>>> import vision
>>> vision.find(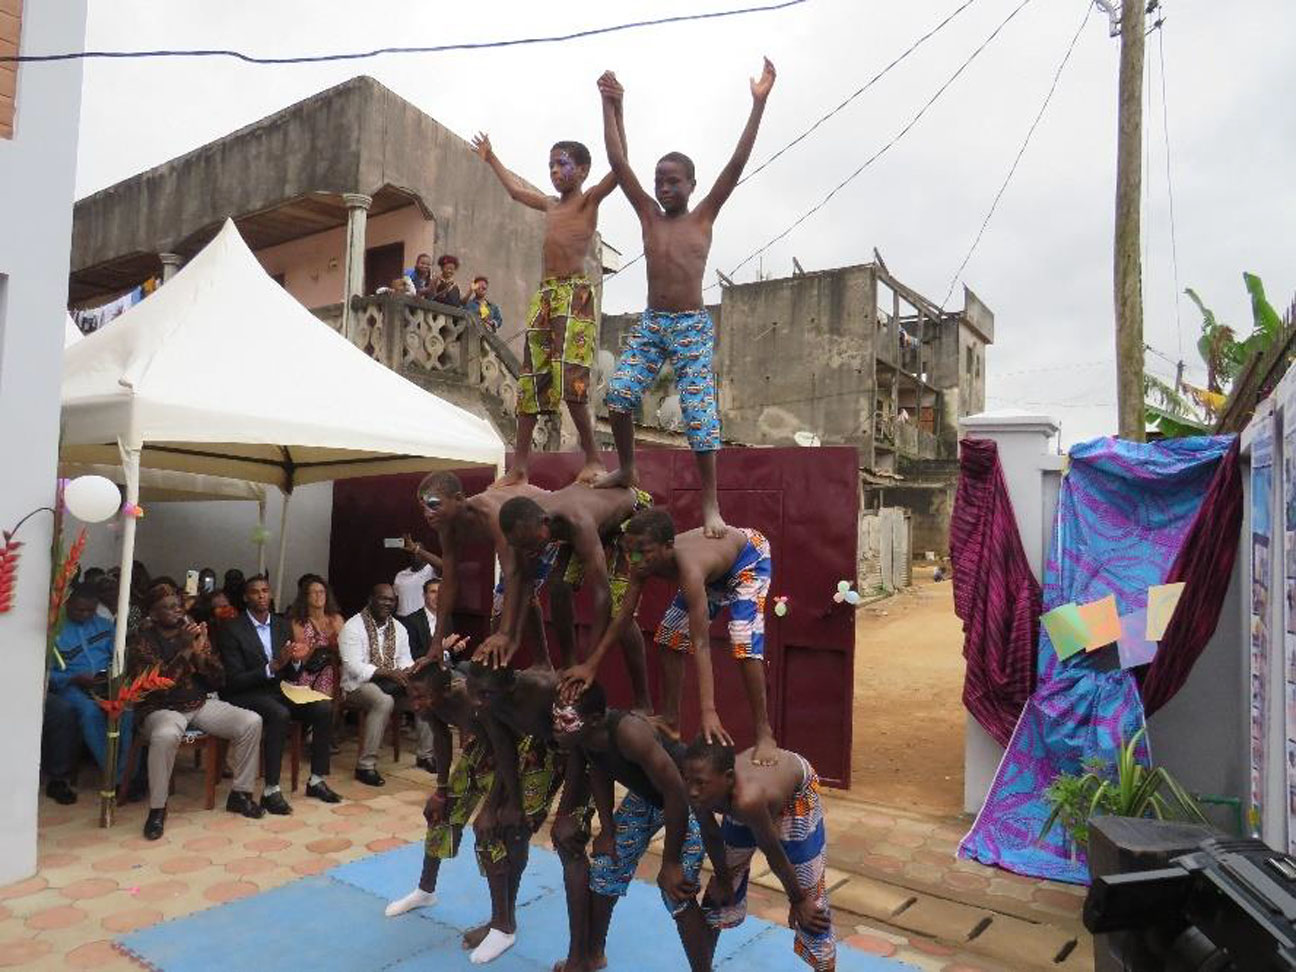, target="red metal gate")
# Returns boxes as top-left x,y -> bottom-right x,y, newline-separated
330,446 -> 858,786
